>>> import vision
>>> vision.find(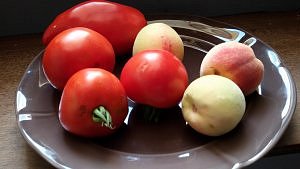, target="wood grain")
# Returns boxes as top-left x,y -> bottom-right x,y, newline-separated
0,11 -> 299,168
